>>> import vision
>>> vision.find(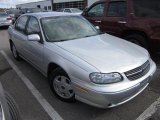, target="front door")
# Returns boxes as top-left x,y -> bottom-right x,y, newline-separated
83,2 -> 106,31
103,1 -> 128,36
25,16 -> 44,71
